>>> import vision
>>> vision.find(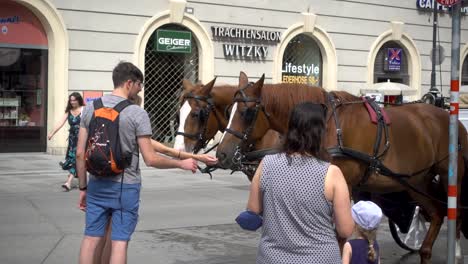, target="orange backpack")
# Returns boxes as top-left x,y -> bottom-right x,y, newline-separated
85,98 -> 133,177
